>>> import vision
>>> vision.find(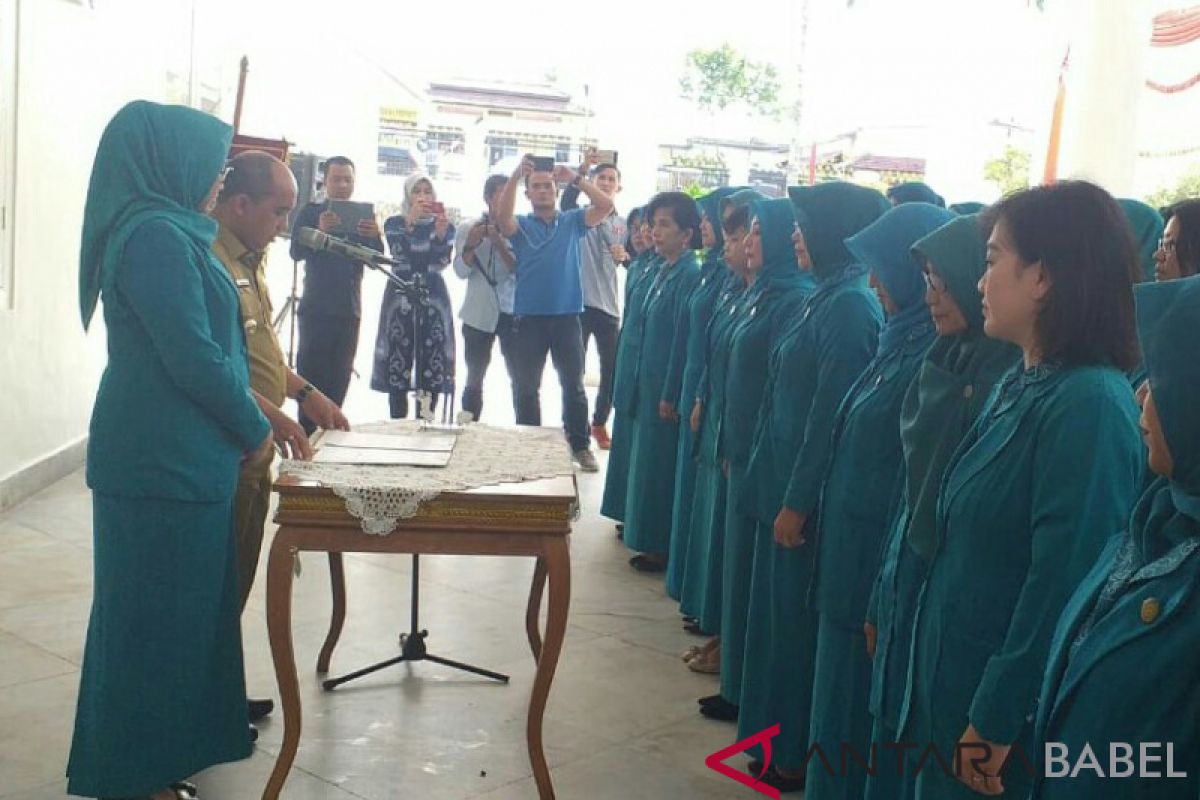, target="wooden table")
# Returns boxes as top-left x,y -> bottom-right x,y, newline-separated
262,471 -> 576,800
